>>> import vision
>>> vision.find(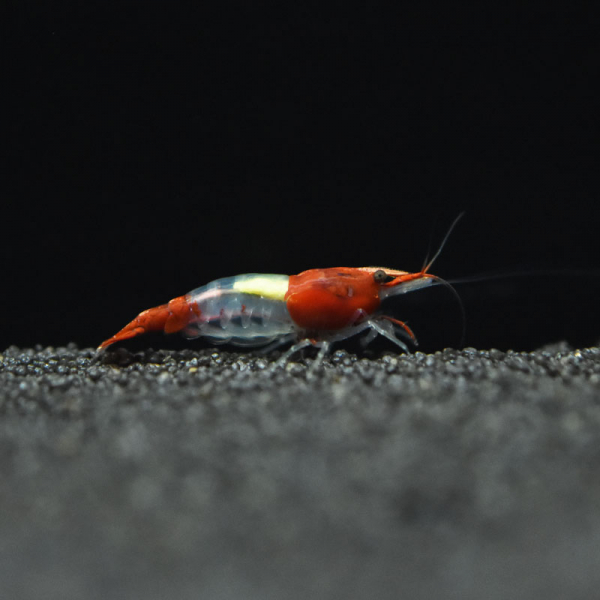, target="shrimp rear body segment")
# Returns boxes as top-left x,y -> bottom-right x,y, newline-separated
183,274 -> 296,346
